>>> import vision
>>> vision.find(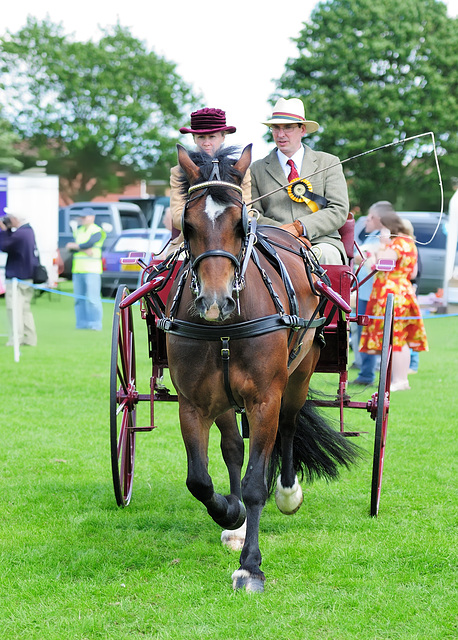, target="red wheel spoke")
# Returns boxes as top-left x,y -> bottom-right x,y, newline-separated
116,397 -> 128,417
117,408 -> 129,459
117,363 -> 129,396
